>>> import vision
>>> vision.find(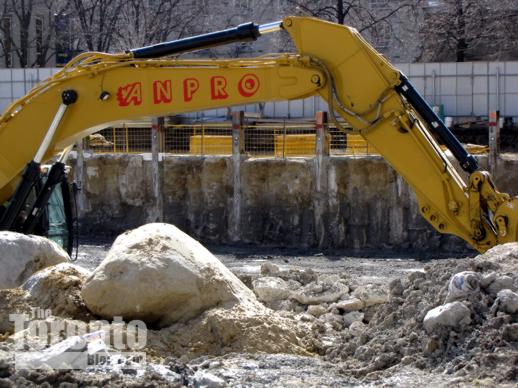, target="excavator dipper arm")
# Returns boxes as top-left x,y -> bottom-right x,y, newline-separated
283,16 -> 518,251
